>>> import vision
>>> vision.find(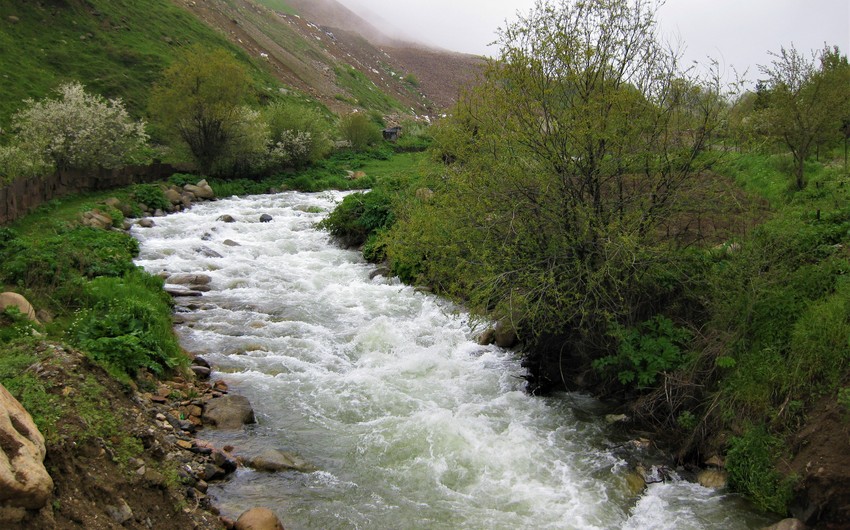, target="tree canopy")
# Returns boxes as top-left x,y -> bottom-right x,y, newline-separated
149,47 -> 252,175
376,0 -> 732,395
